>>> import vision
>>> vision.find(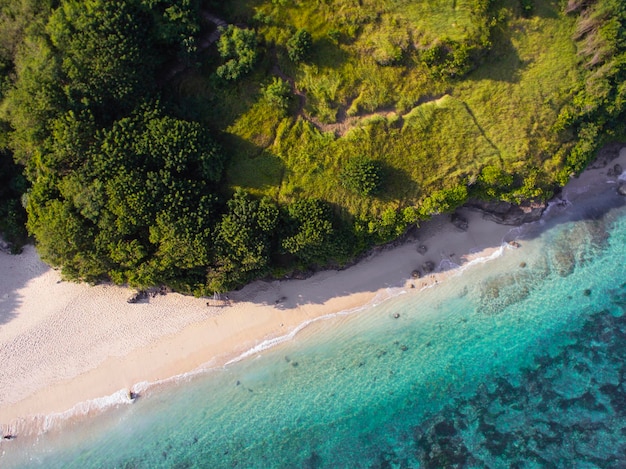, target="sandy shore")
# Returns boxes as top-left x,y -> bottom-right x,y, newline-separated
1,148 -> 625,435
